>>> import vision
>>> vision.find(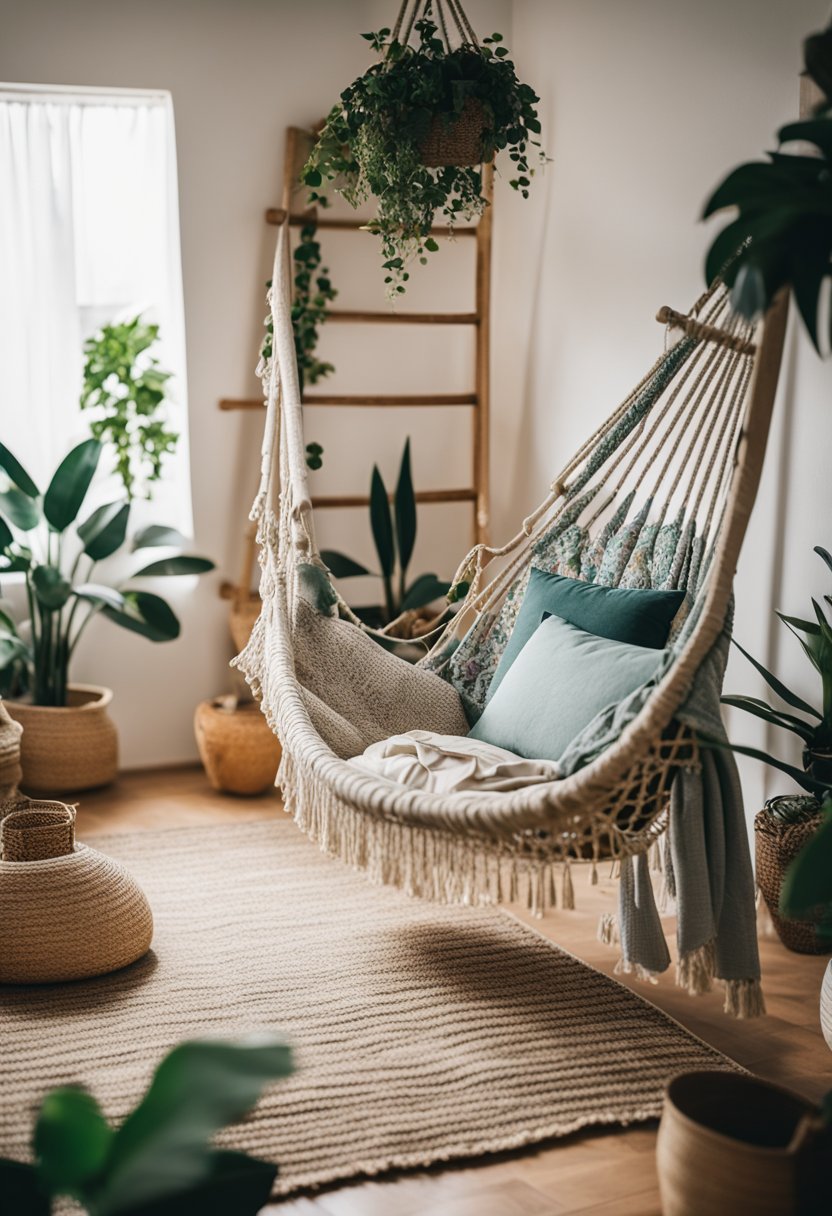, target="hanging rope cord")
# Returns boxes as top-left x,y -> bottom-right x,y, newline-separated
391,0 -> 479,51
